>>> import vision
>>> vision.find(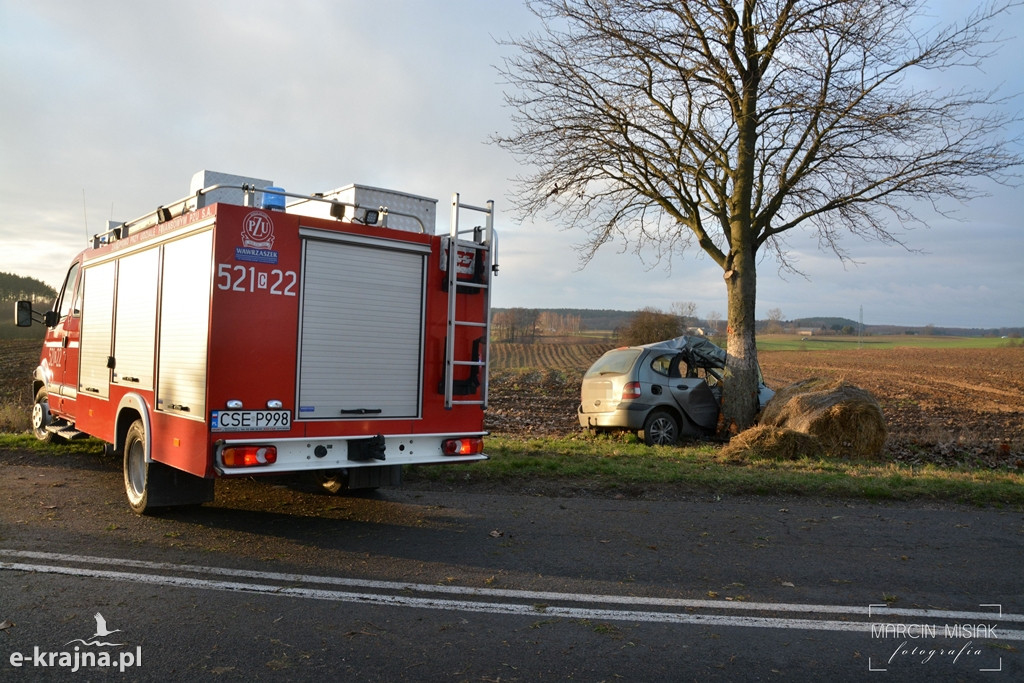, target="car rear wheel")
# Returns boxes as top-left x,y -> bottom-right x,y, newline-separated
640,409 -> 679,446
